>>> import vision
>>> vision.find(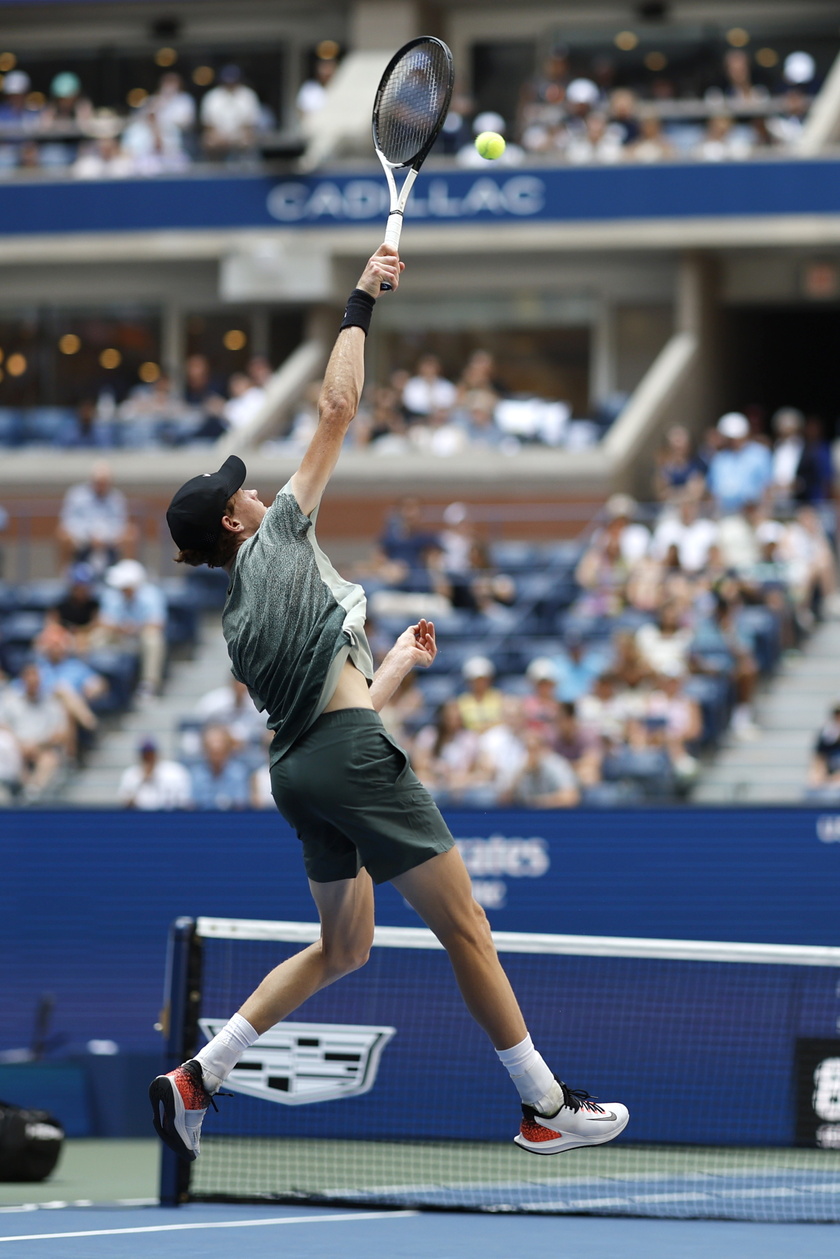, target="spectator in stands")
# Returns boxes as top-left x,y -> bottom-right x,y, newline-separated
182,353 -> 227,442
518,44 -> 570,134
412,698 -> 480,804
807,701 -> 840,796
119,736 -> 193,810
95,559 -> 167,698
473,694 -> 528,803
768,88 -> 810,149
33,621 -> 106,747
41,72 -> 93,166
402,354 -> 457,419
121,96 -> 190,174
635,601 -> 693,679
193,674 -> 265,748
224,371 -> 267,432
793,415 -> 833,506
522,658 -> 561,737
649,496 -> 718,574
646,672 -> 703,779
550,634 -> 610,703
372,496 -> 441,588
119,371 -> 189,446
72,132 -> 135,179
694,114 -> 752,162
457,655 -> 504,733
566,112 -> 623,165
0,721 -> 23,803
0,71 -> 41,169
653,425 -> 707,501
607,89 -> 640,148
552,700 -> 603,786
47,562 -> 101,648
692,588 -> 760,740
200,64 -> 262,161
706,412 -> 773,515
296,56 -> 338,123
188,724 -> 251,810
780,505 -> 840,621
631,114 -> 675,163
508,728 -> 580,808
770,407 -> 805,508
153,72 -> 197,153
57,460 -> 136,573
720,49 -> 769,105
377,671 -> 425,747
0,661 -> 70,799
